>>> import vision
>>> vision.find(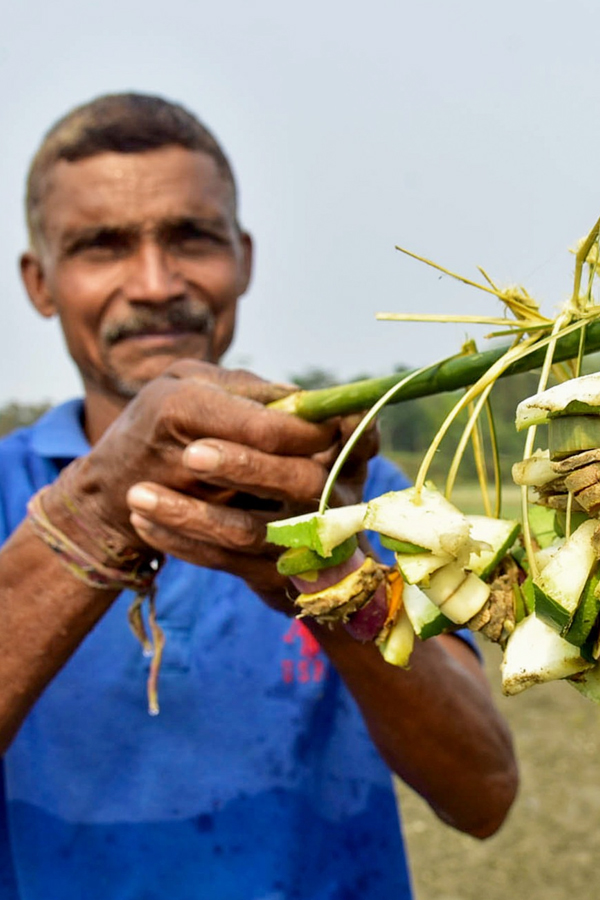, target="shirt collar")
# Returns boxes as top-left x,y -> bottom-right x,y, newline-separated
29,398 -> 91,460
